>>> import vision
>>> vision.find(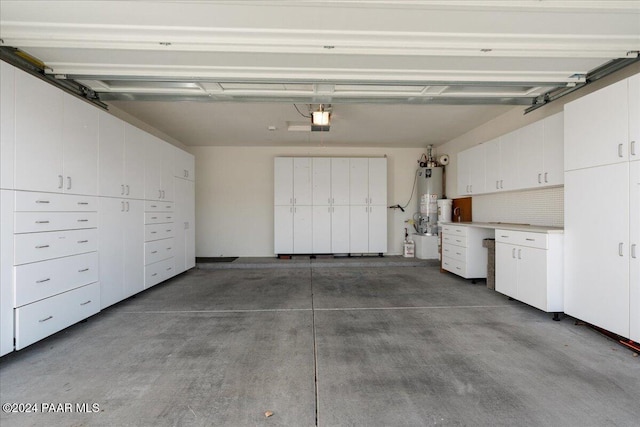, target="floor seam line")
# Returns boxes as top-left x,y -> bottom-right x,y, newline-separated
314,305 -> 511,311
117,308 -> 313,314
311,265 -> 319,427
